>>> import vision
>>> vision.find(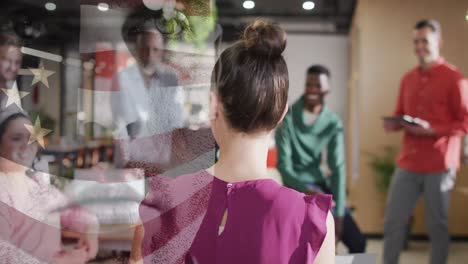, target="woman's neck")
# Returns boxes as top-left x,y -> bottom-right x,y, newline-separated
211,131 -> 270,183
